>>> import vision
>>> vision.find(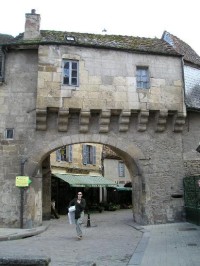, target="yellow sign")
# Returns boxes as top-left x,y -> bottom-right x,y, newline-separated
16,176 -> 31,187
